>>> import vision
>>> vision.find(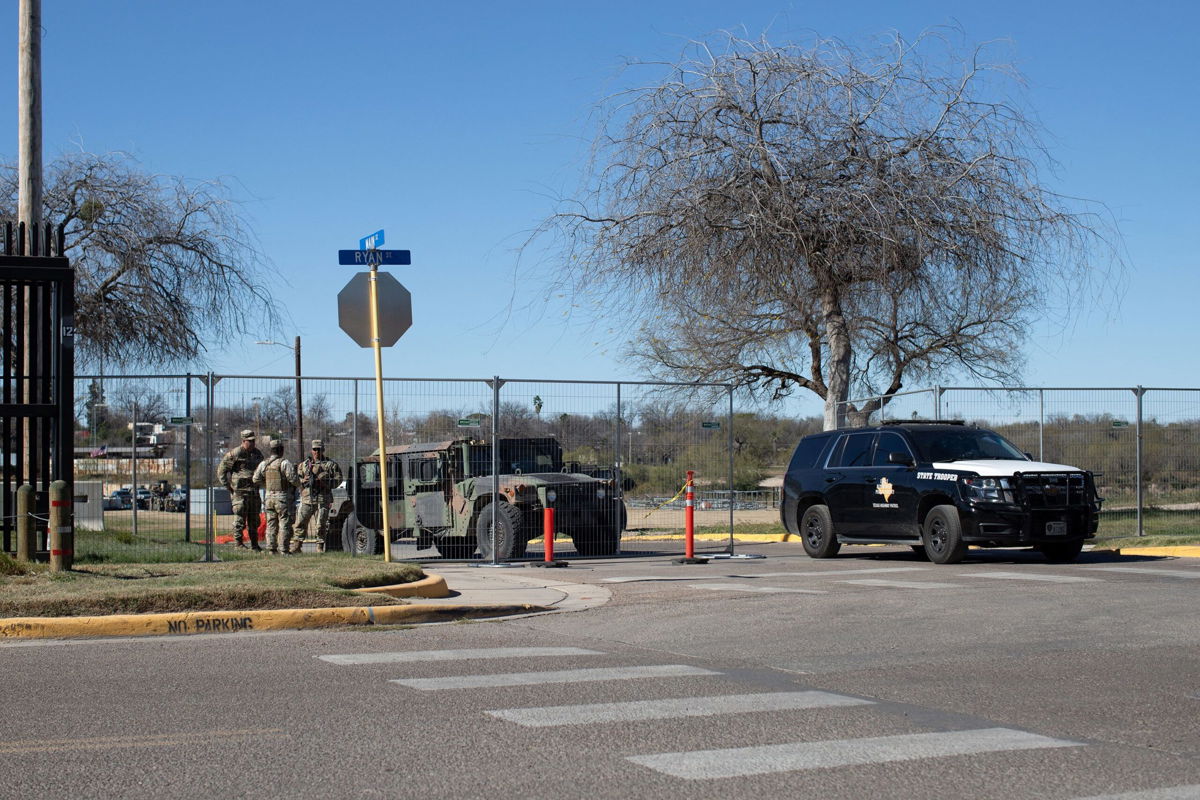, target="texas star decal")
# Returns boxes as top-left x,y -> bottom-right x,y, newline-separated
876,477 -> 894,502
